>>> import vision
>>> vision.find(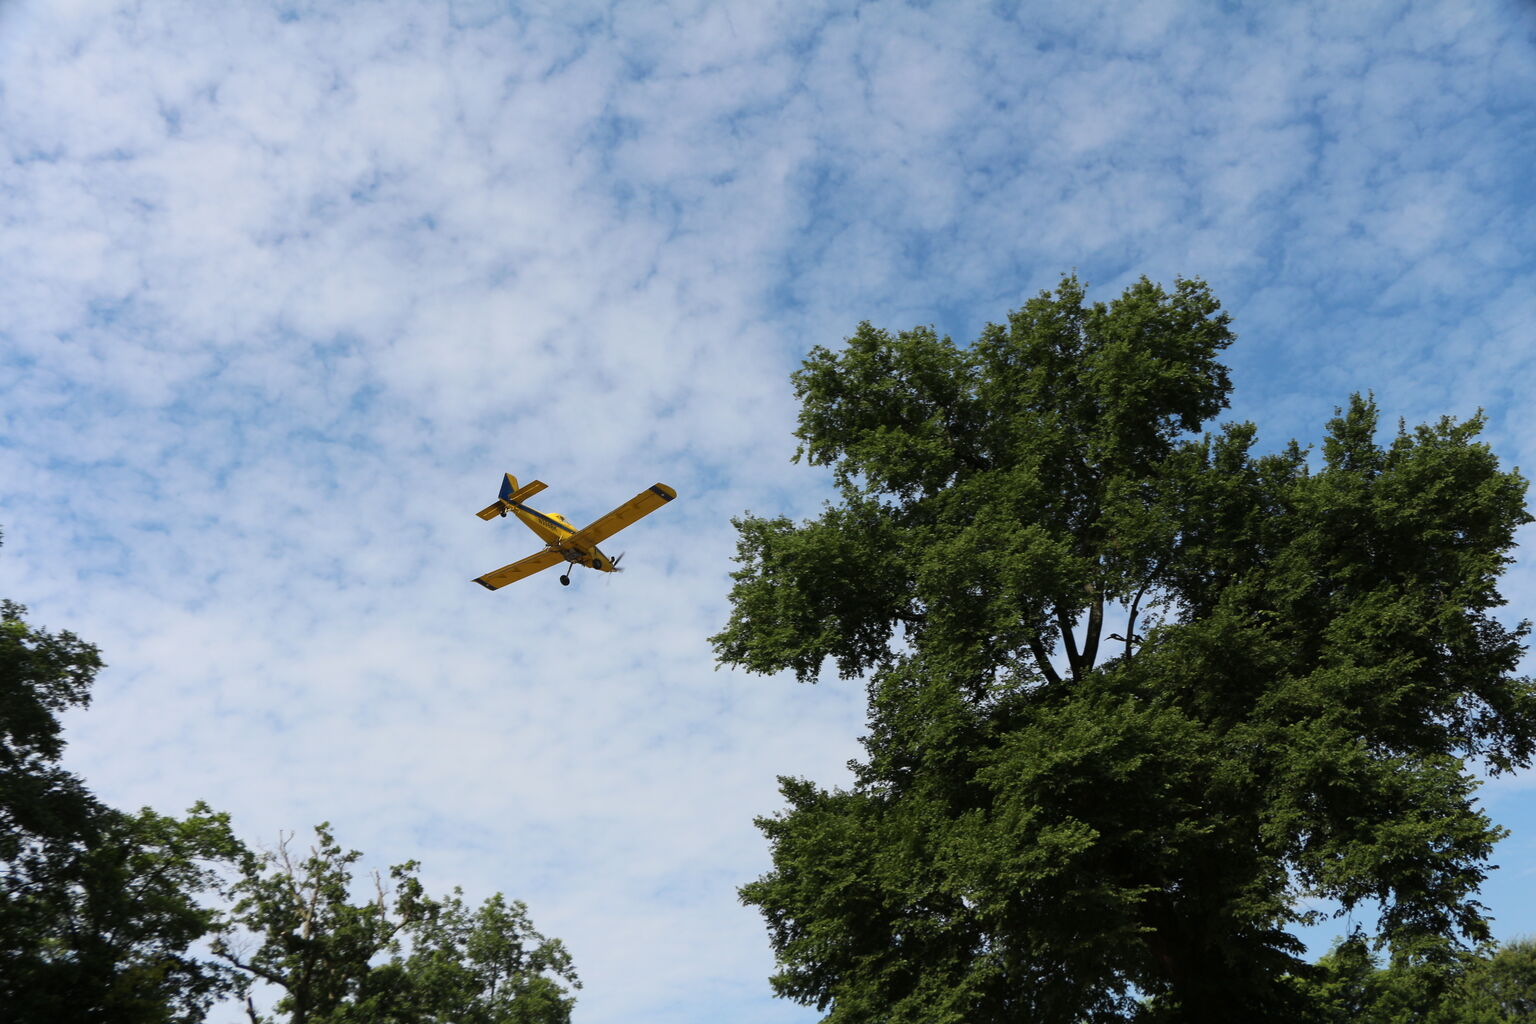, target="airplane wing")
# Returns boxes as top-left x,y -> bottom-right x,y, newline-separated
568,483 -> 677,549
472,549 -> 564,590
